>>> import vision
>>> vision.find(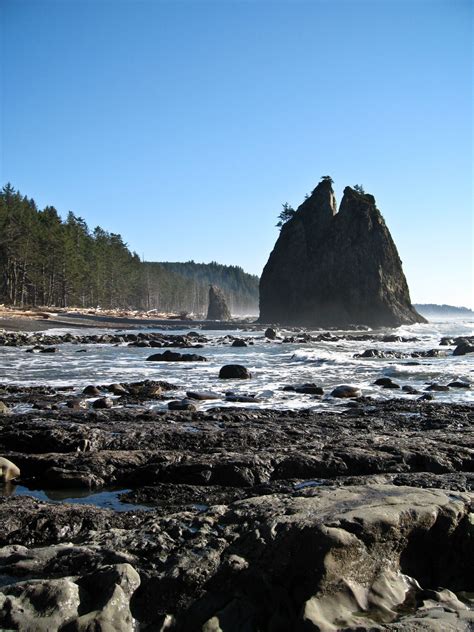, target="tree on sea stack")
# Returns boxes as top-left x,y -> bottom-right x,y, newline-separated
259,176 -> 427,328
206,285 -> 231,321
